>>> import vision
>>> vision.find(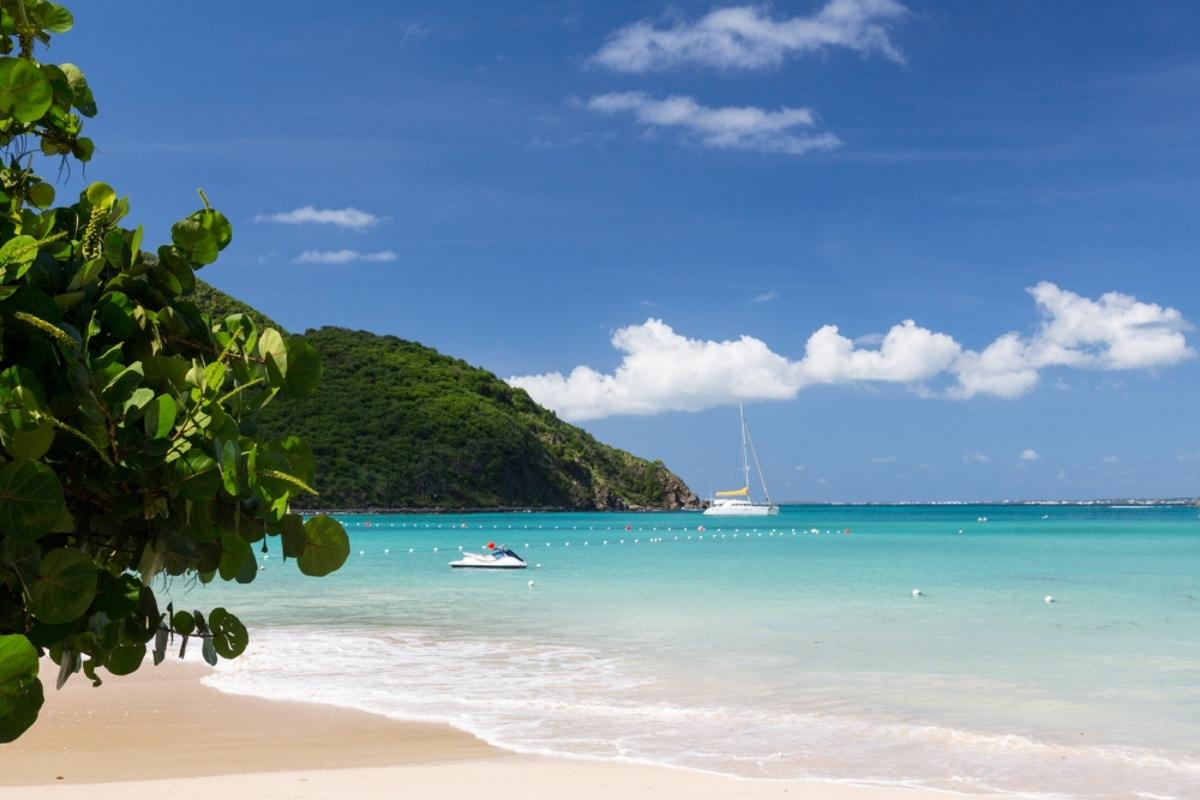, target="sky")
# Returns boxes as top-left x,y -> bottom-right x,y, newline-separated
46,1 -> 1200,501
